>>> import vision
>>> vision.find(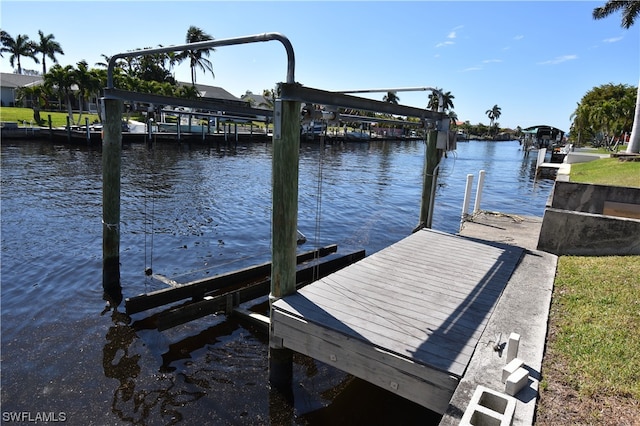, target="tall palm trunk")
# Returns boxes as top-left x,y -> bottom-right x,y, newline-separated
65,92 -> 74,125
626,78 -> 640,153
